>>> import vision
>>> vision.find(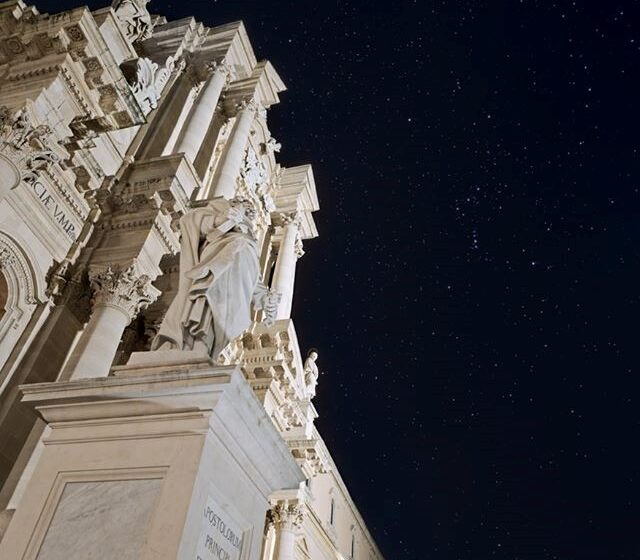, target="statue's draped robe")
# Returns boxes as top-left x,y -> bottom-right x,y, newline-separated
152,199 -> 261,358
